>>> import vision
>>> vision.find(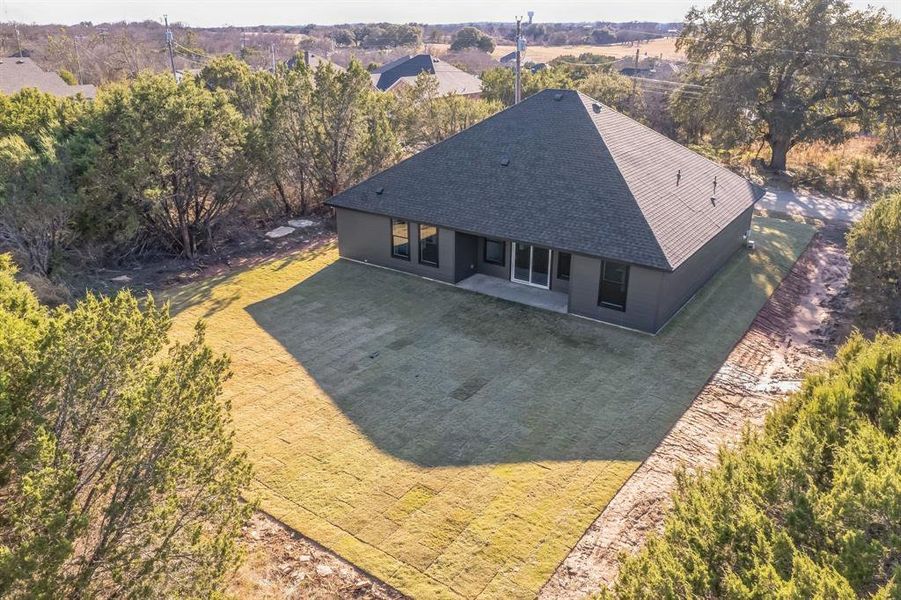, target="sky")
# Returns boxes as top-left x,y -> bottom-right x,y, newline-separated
2,0 -> 898,27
